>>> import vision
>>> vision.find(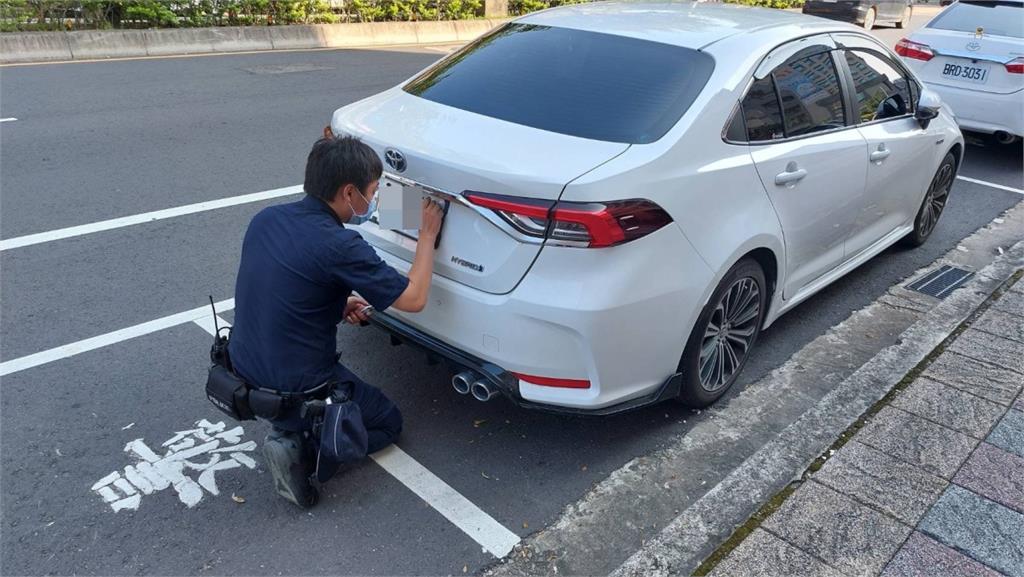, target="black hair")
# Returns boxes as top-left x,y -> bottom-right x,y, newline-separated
303,136 -> 384,202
